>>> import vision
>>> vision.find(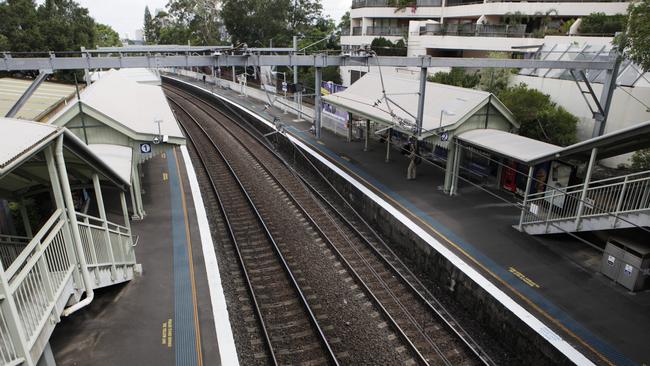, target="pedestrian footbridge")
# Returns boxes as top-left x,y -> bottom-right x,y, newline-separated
0,118 -> 139,365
